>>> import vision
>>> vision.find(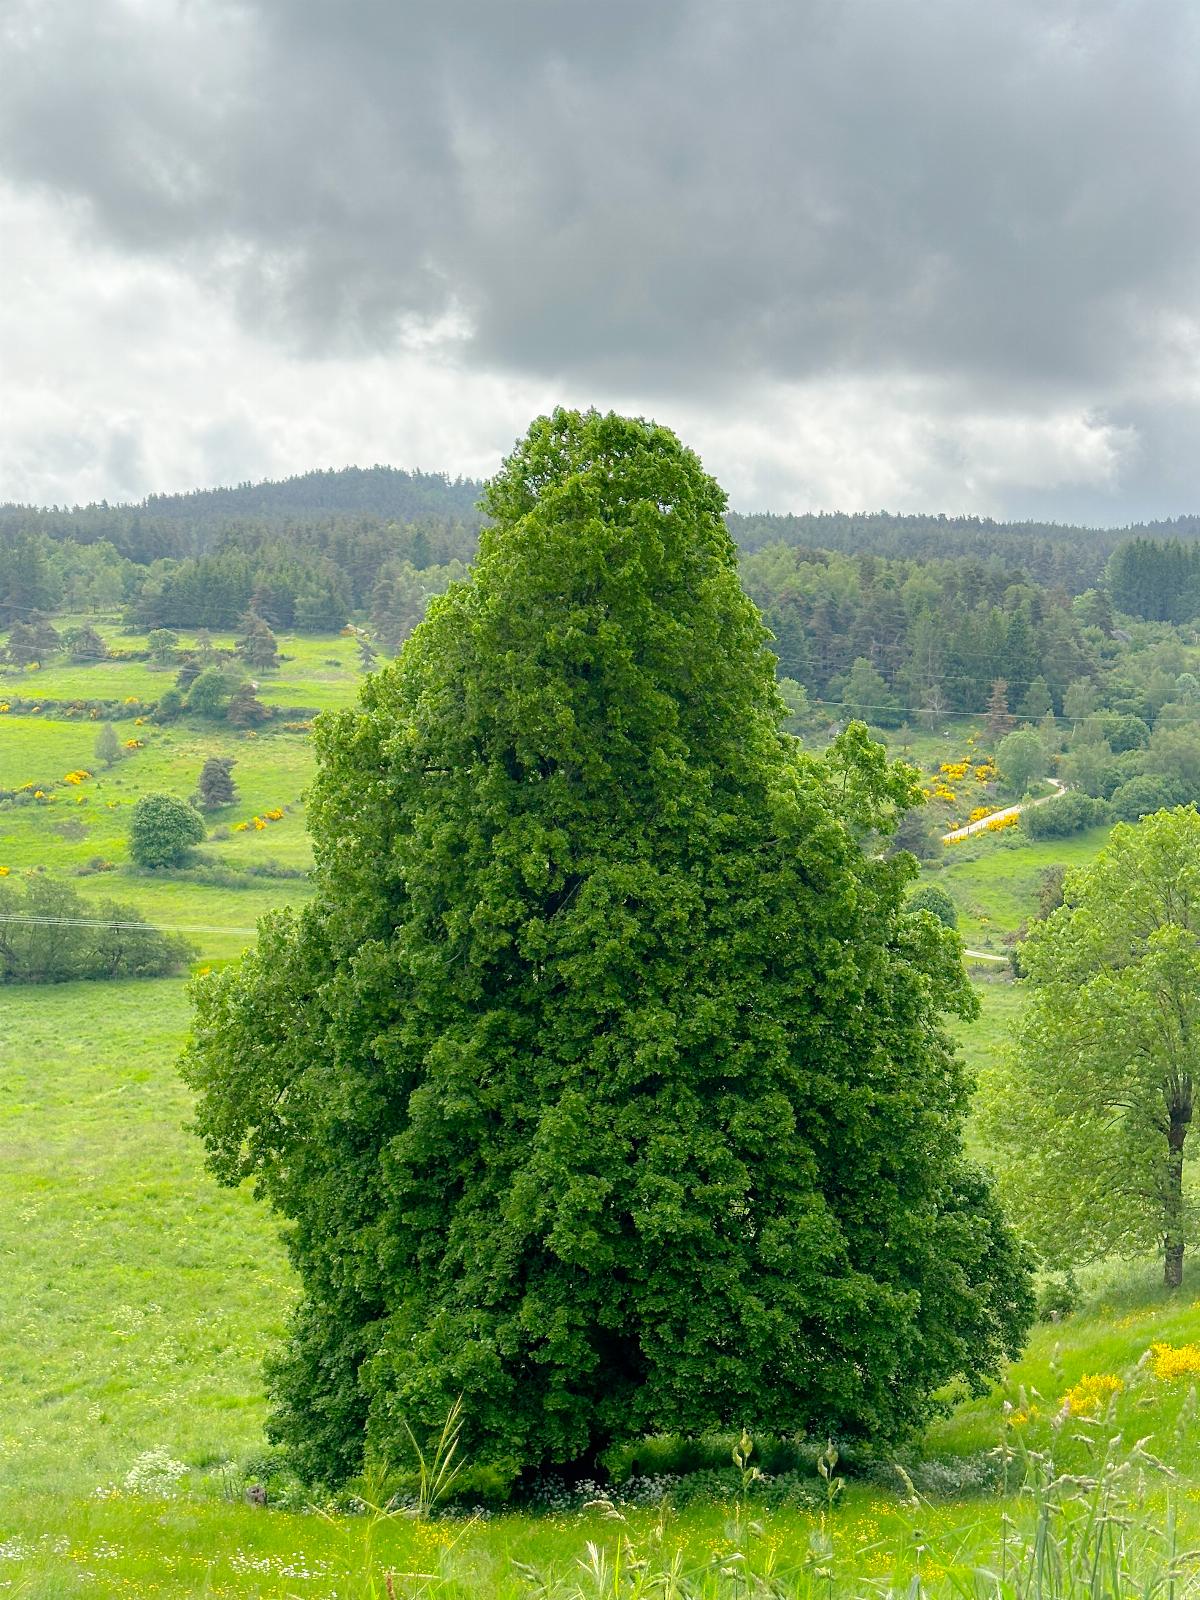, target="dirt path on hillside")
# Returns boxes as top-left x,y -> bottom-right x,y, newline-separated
941,777 -> 1066,844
